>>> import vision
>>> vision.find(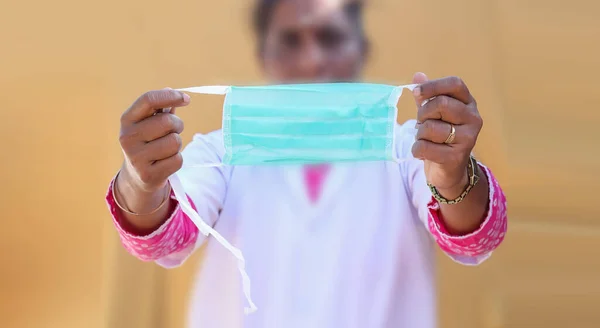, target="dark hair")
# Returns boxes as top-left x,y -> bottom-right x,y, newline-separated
252,0 -> 367,51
